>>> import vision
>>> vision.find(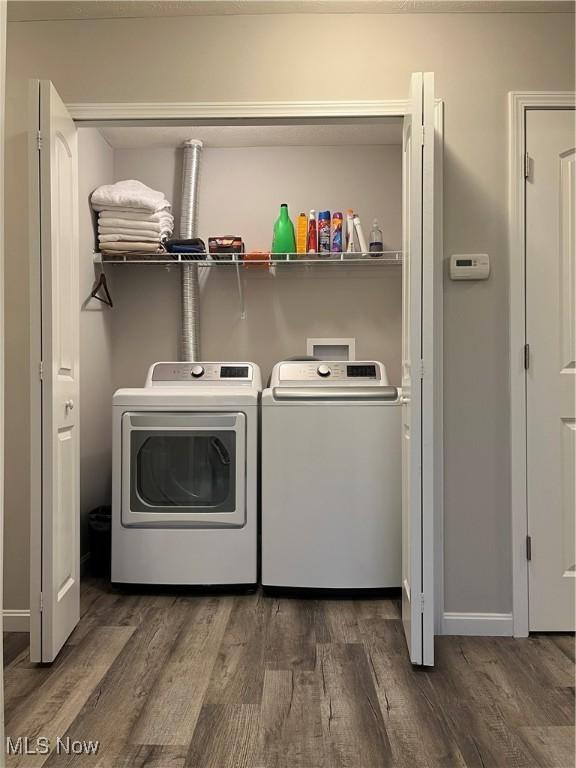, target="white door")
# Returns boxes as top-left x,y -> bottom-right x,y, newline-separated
29,80 -> 80,662
401,72 -> 436,666
526,108 -> 576,632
